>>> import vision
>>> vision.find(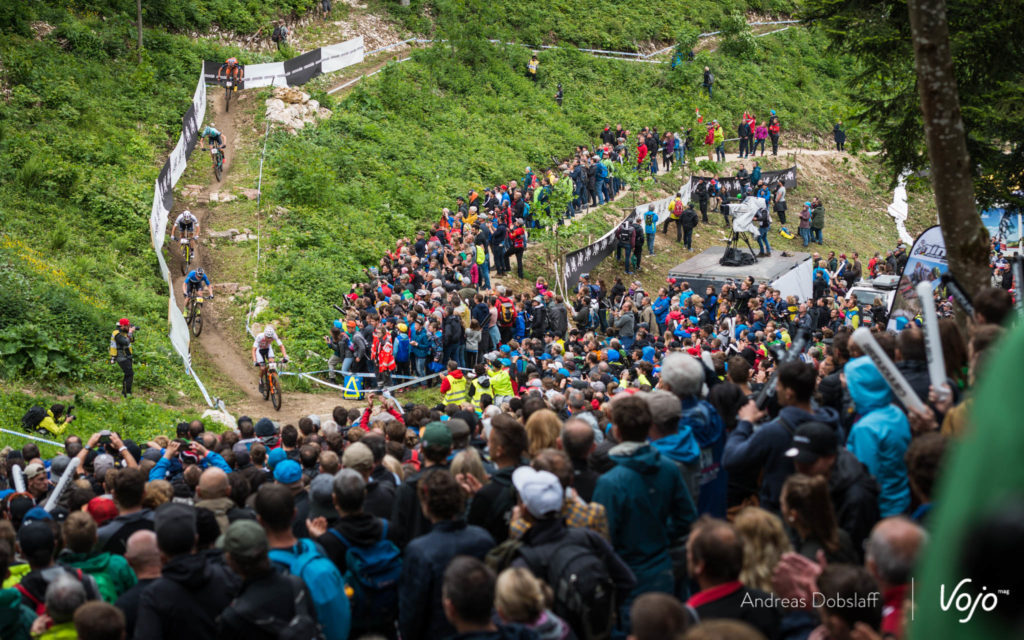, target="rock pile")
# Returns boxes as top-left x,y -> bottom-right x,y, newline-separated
265,87 -> 332,133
